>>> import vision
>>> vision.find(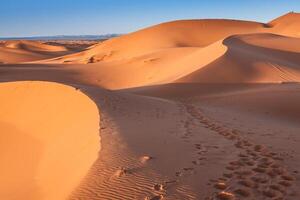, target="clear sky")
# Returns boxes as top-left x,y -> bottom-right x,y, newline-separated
0,0 -> 299,37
